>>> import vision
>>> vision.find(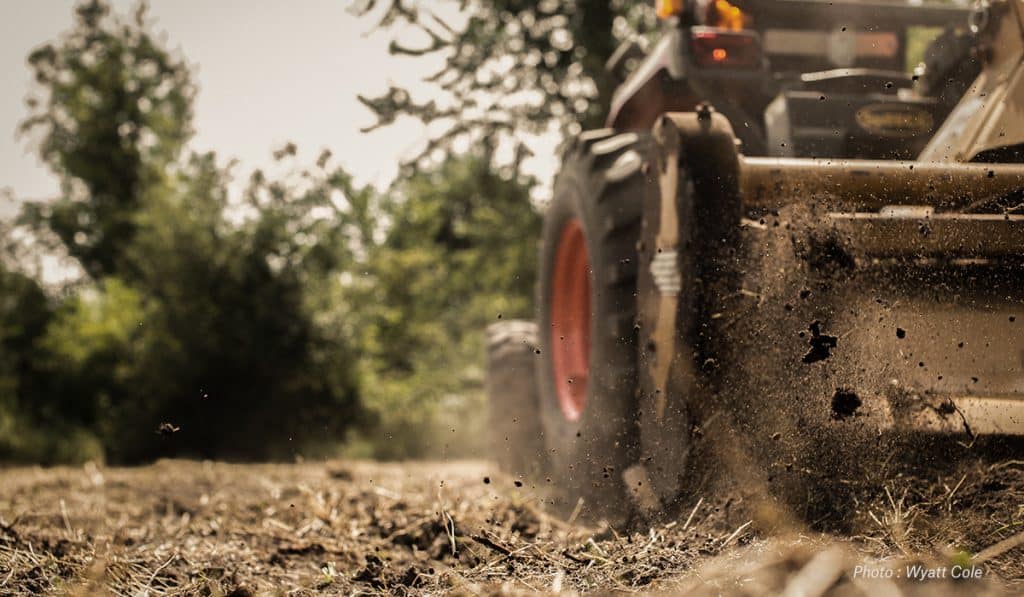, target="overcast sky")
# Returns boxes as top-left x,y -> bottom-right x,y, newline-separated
1,1 -> 553,219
